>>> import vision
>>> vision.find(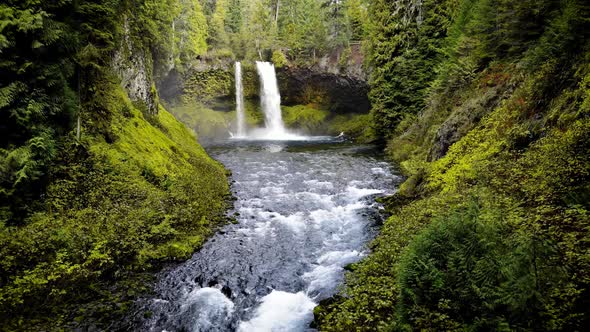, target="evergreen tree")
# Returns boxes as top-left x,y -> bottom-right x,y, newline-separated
225,0 -> 242,33
367,0 -> 455,140
174,0 -> 208,70
209,0 -> 229,47
278,0 -> 327,61
0,0 -> 79,223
